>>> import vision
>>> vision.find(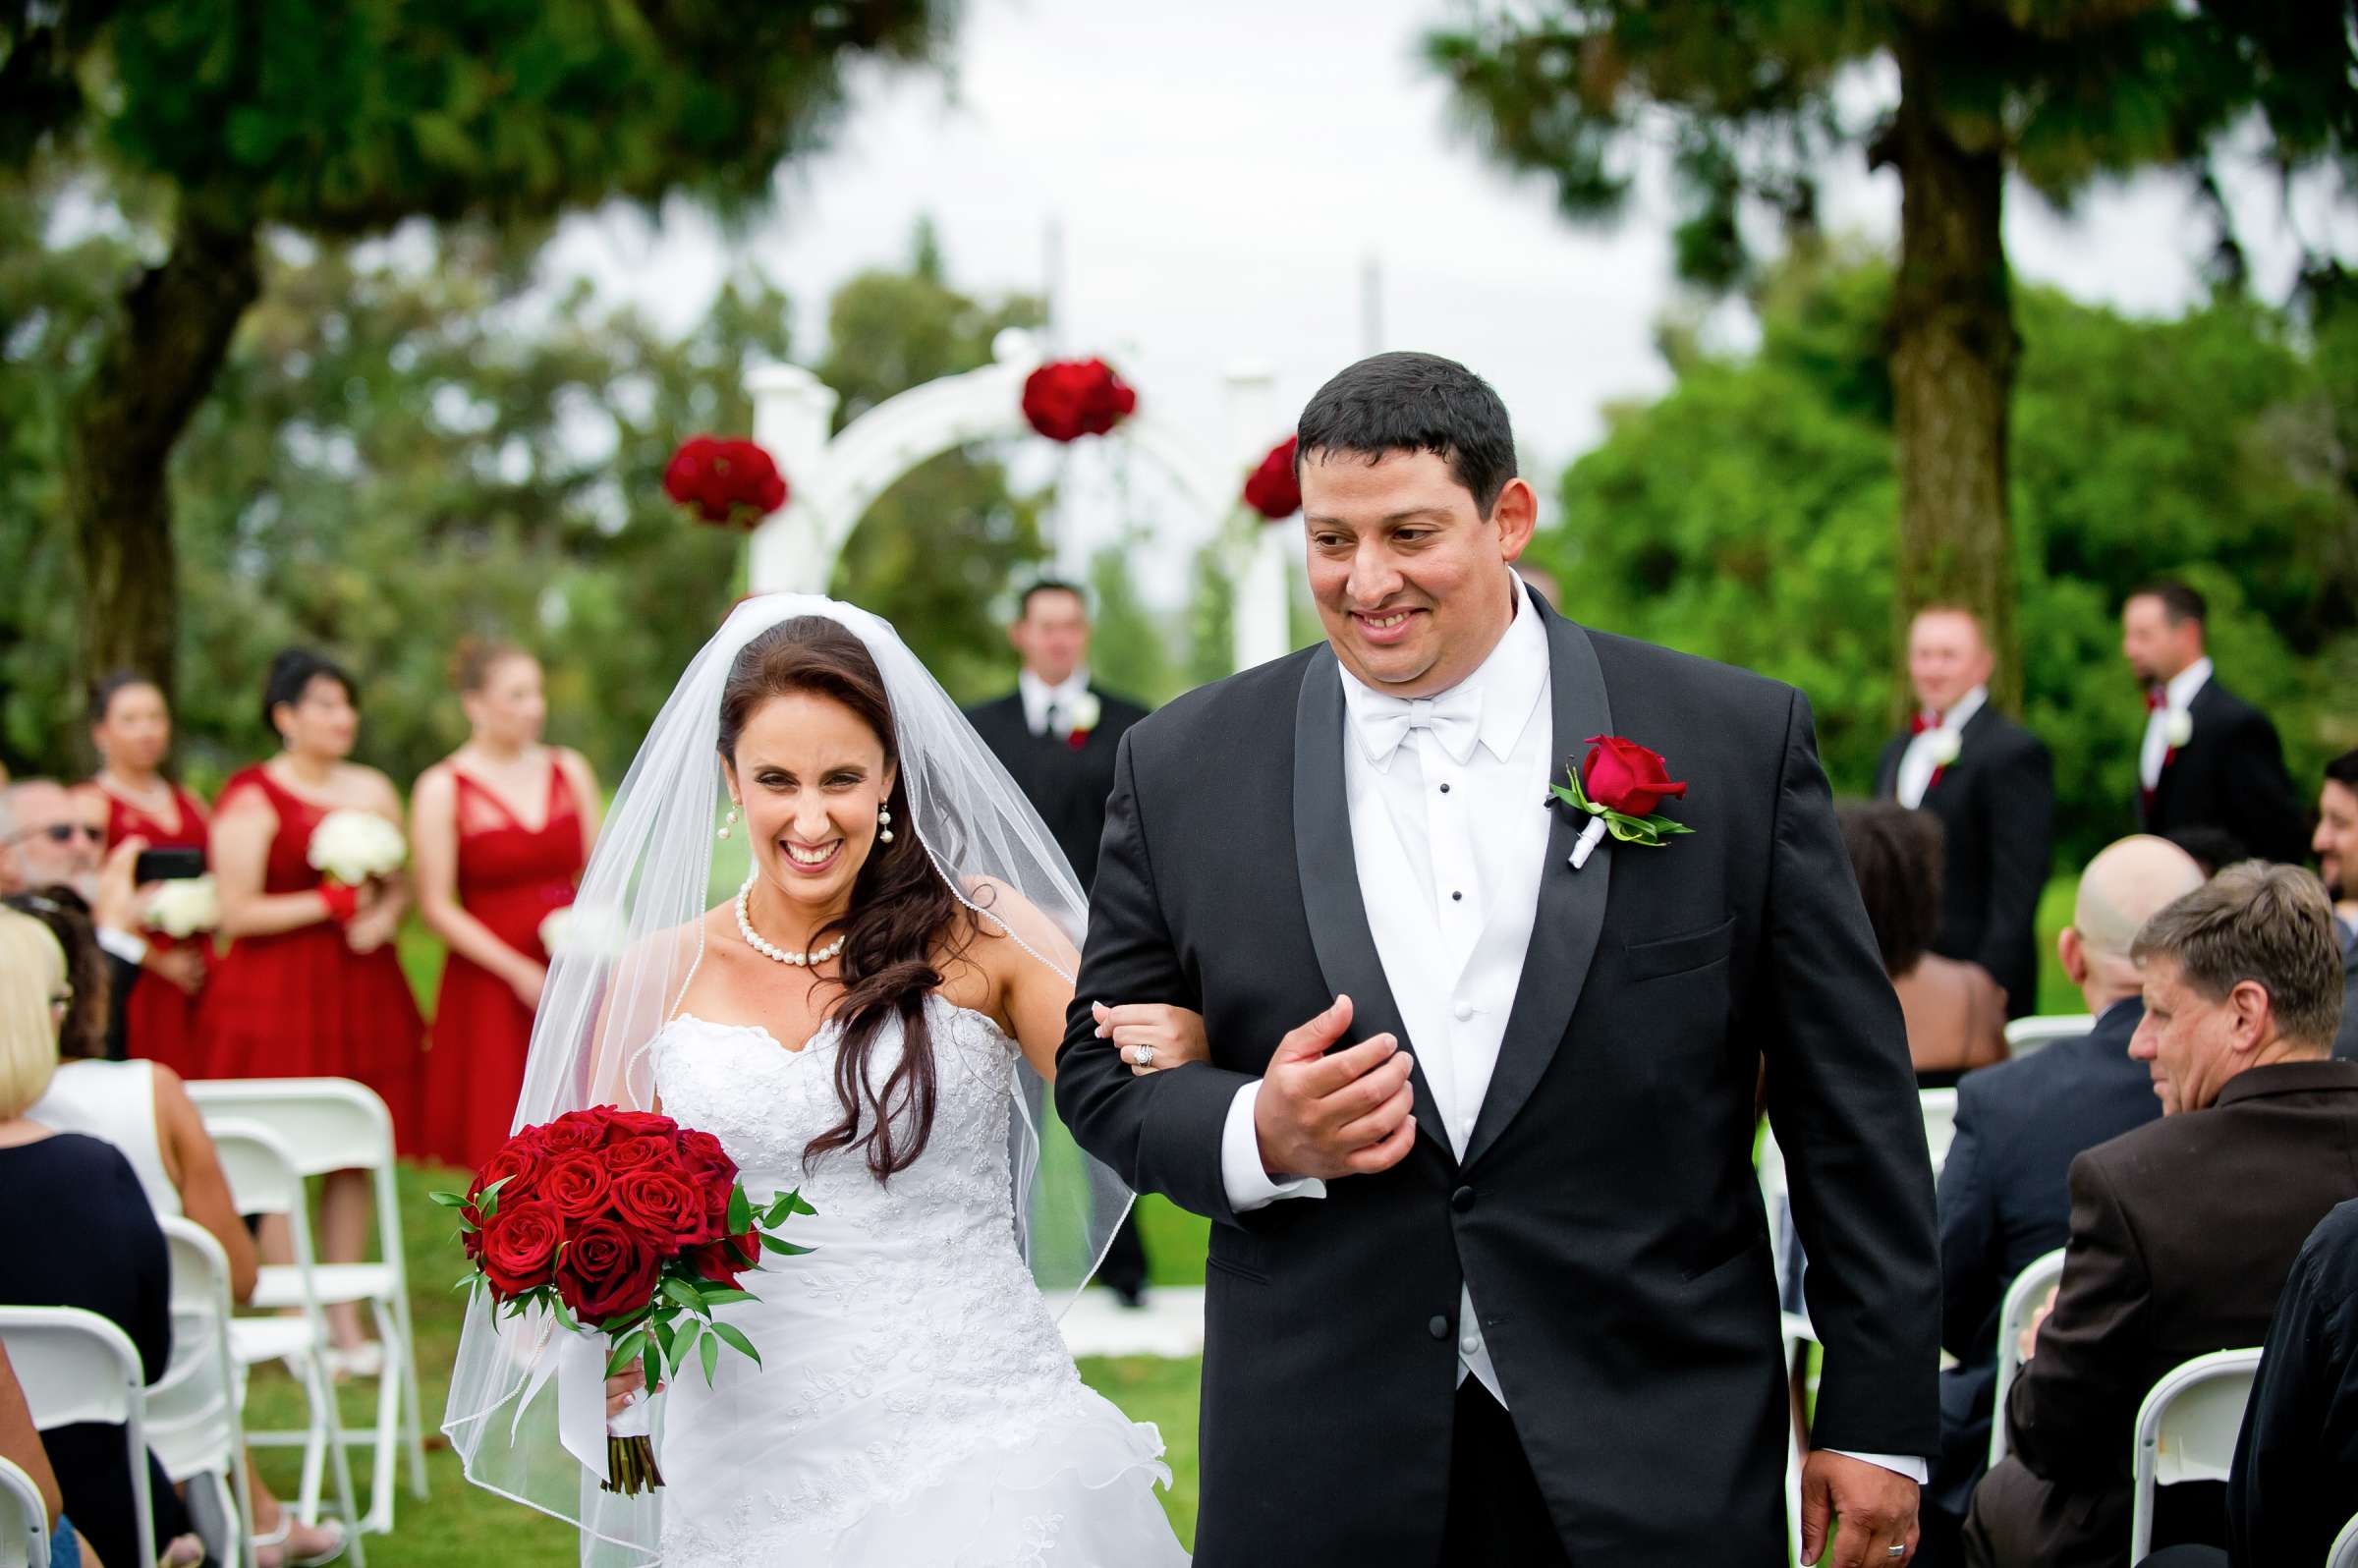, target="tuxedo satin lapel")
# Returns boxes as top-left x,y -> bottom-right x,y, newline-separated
1462,606 -> 1613,1171
1293,645 -> 1450,1160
